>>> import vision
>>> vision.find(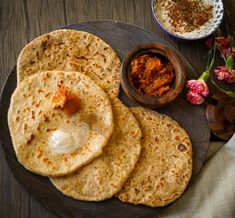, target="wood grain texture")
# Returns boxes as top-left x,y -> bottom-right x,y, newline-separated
0,0 -> 234,218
